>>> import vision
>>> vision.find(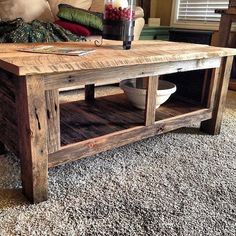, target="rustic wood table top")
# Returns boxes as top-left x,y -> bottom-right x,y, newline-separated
0,40 -> 236,76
